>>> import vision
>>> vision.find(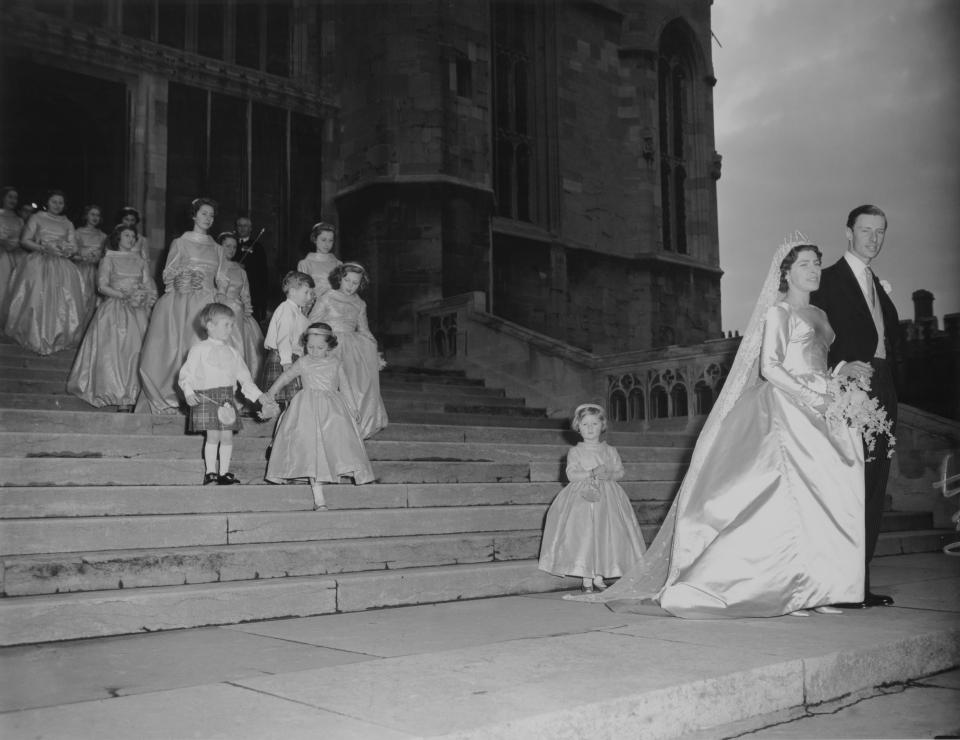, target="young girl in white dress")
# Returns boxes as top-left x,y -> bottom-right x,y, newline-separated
262,322 -> 374,510
298,221 -> 341,315
538,403 -> 647,594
